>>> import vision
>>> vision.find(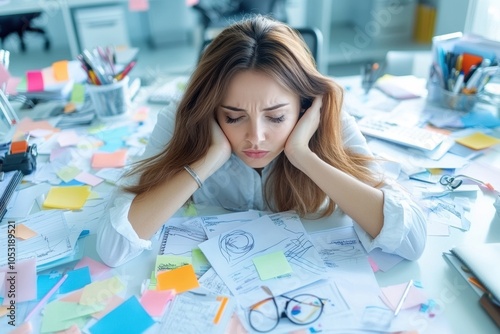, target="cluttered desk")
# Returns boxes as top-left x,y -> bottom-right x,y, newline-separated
0,31 -> 499,334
